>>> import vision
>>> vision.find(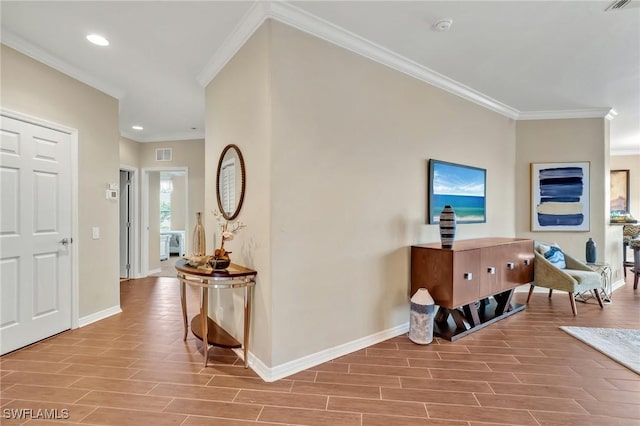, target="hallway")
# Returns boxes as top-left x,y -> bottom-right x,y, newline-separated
1,274 -> 639,425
